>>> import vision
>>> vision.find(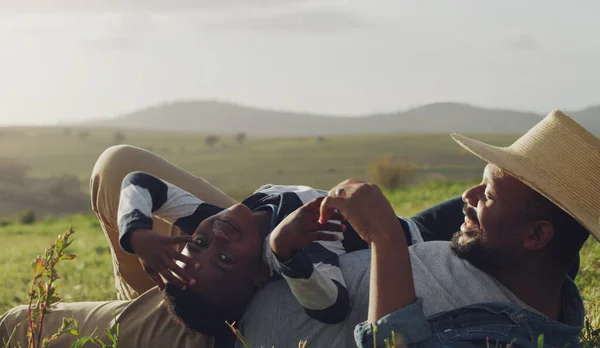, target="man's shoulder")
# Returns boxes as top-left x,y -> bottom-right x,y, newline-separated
253,184 -> 328,197
243,184 -> 327,210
